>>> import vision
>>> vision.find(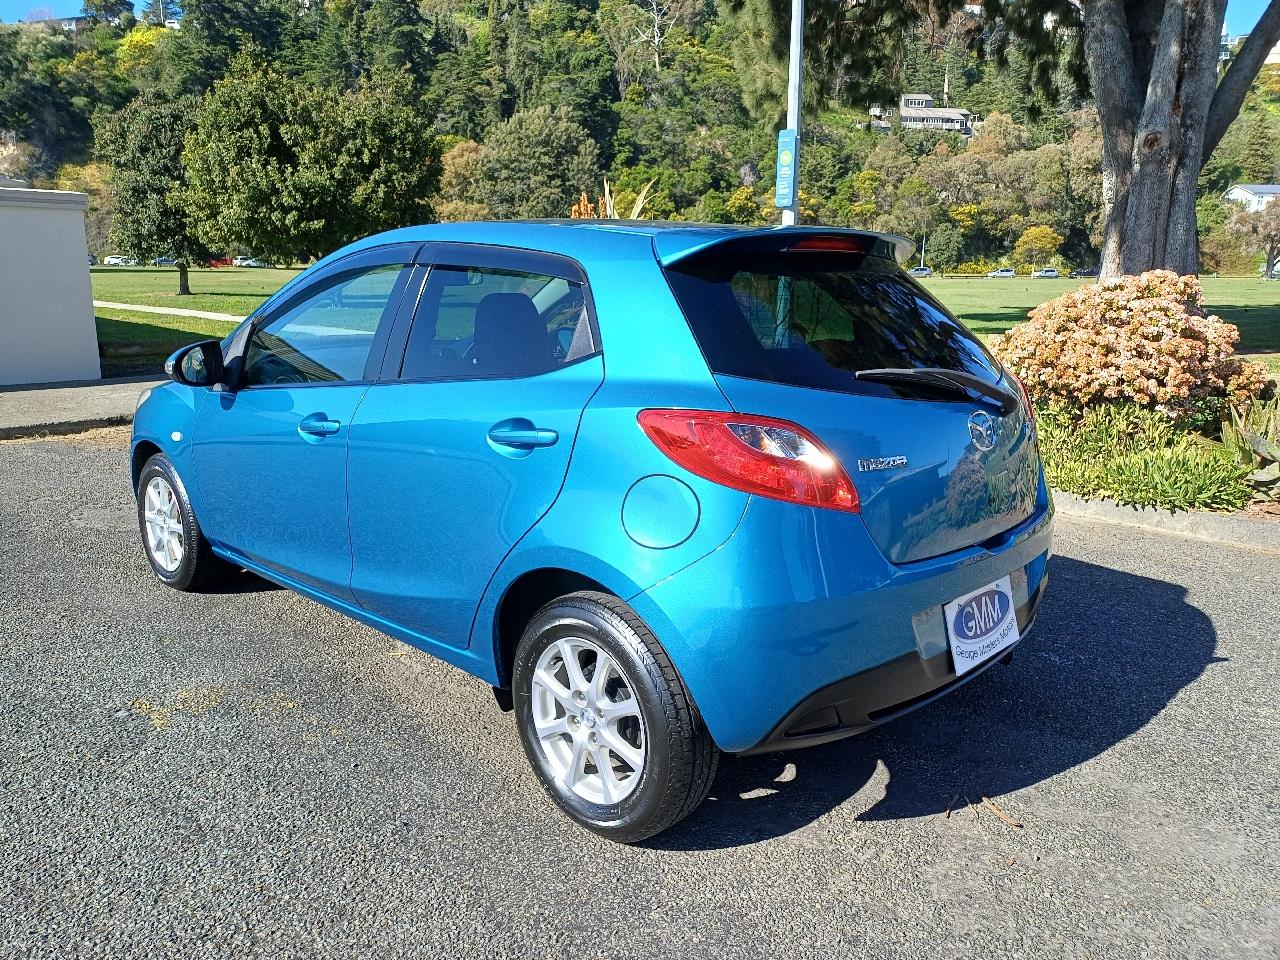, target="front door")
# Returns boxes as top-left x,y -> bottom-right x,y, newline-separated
347,247 -> 604,647
191,248 -> 416,600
